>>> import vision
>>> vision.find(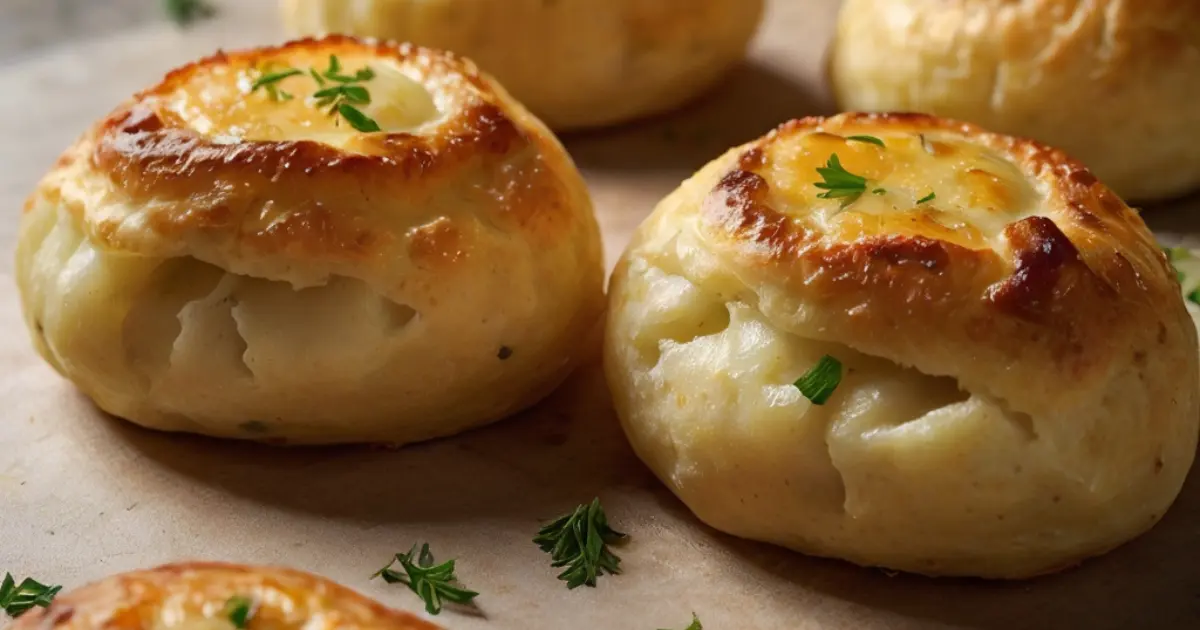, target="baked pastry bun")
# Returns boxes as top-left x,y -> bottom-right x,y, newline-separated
828,0 -> 1200,202
280,0 -> 765,131
603,112 -> 1200,578
7,563 -> 440,630
15,36 -> 605,445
